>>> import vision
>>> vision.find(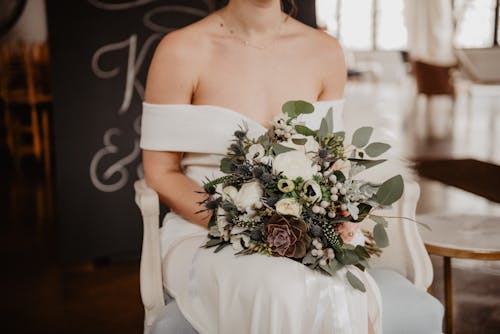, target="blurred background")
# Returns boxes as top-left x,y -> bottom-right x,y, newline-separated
0,0 -> 498,333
